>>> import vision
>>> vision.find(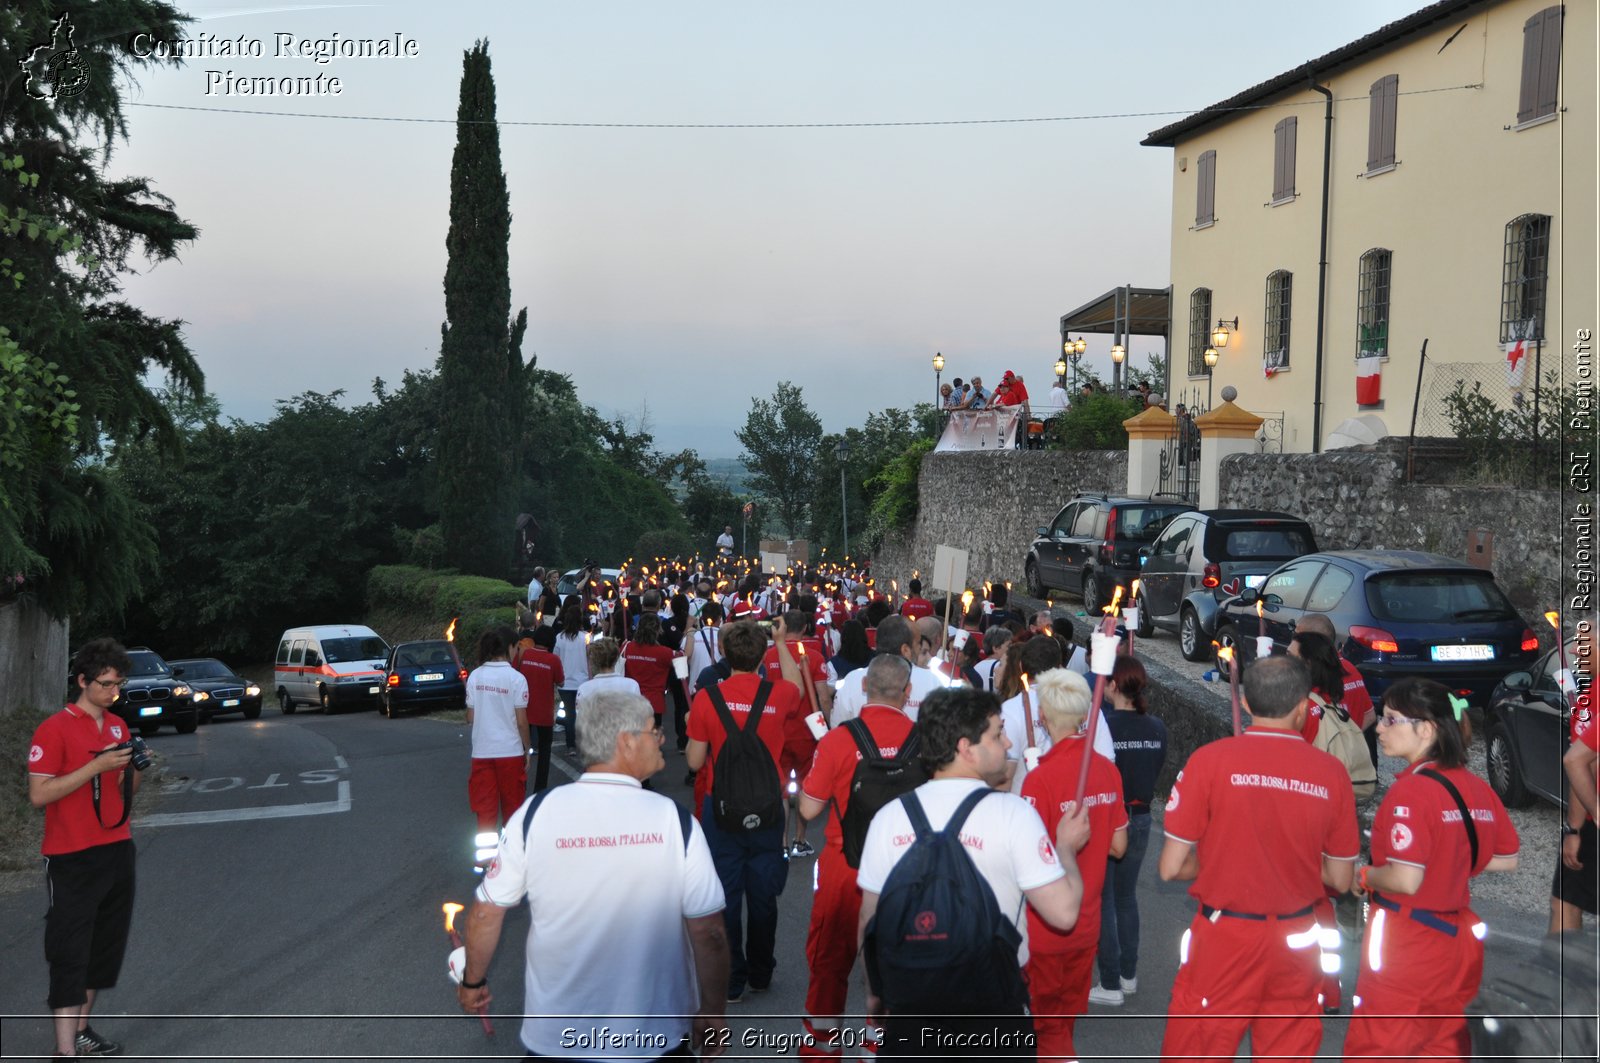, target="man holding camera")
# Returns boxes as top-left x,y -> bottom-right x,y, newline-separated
28,638 -> 146,1058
